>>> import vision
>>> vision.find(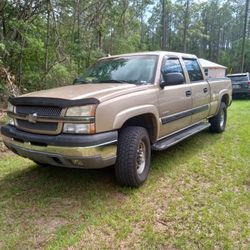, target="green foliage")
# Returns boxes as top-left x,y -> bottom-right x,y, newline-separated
0,0 -> 249,94
0,80 -> 5,92
0,43 -> 6,58
45,63 -> 76,89
112,34 -> 141,54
